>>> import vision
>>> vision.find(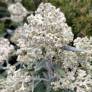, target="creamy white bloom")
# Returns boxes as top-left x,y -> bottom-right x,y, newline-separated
11,3 -> 74,63
74,37 -> 92,61
9,3 -> 92,92
0,69 -> 31,92
8,2 -> 28,22
0,38 -> 14,63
